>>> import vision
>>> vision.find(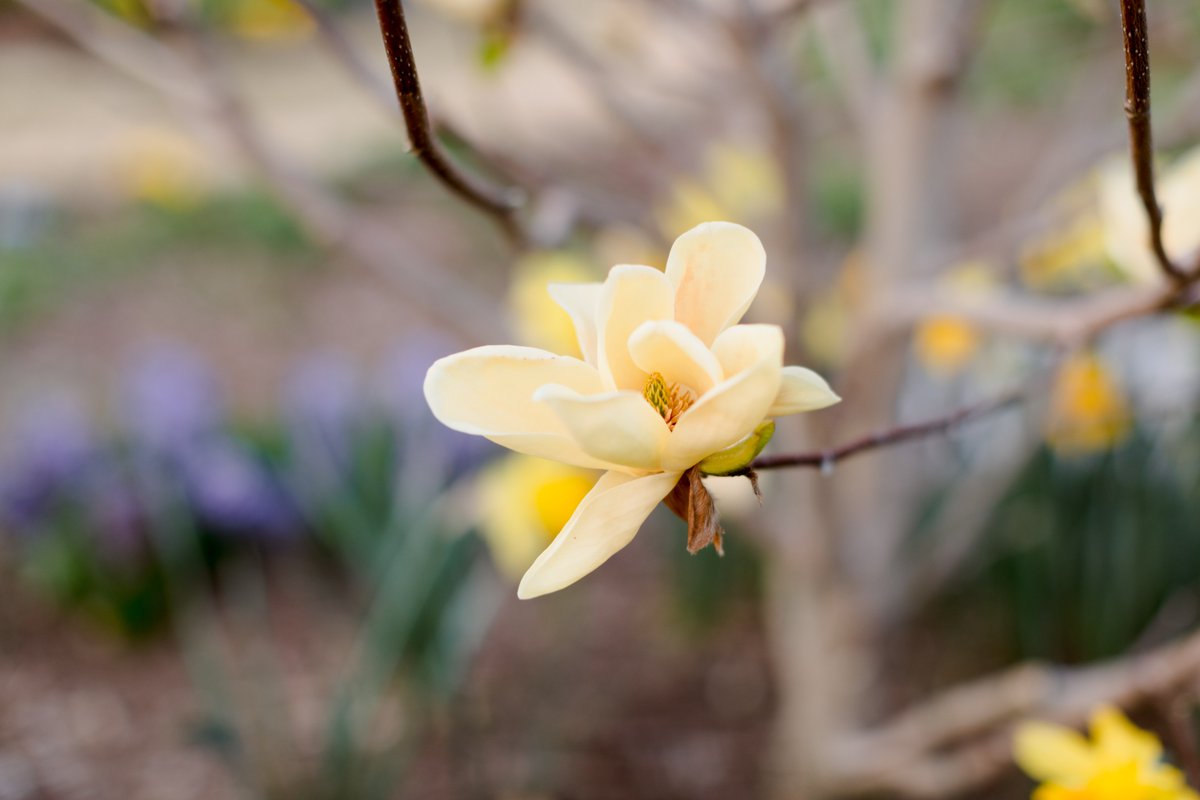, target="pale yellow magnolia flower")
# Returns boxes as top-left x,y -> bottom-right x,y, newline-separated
1014,706 -> 1199,800
1046,351 -> 1131,456
425,222 -> 840,598
477,455 -> 594,581
1099,147 -> 1200,284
